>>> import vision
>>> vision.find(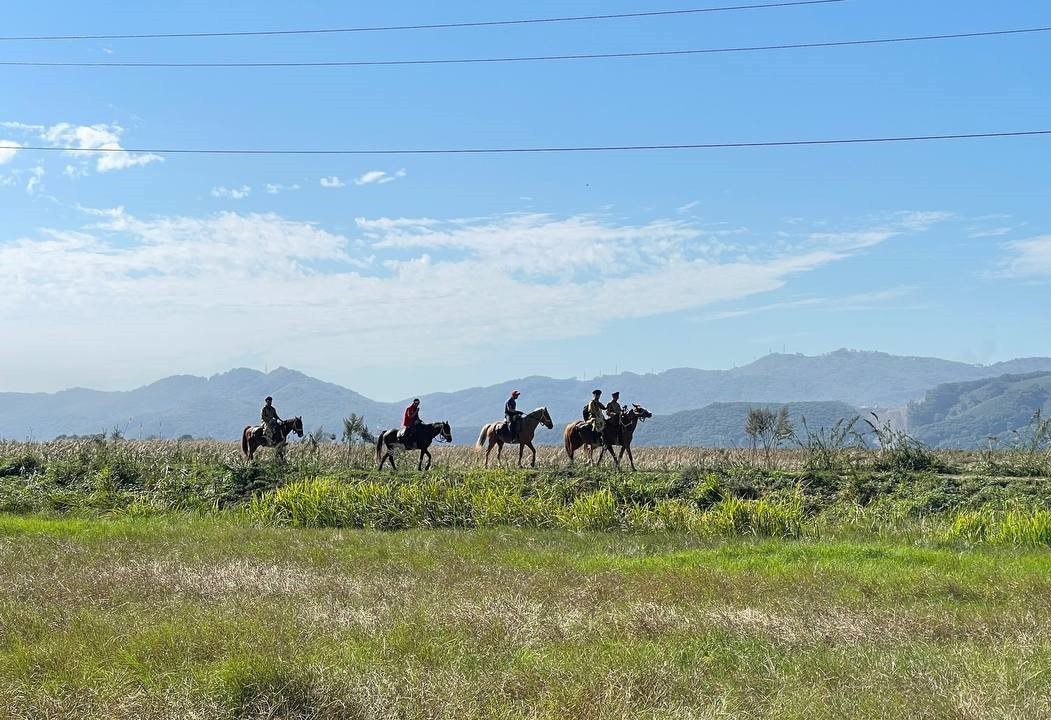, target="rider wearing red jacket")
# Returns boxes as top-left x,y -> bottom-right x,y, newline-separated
401,399 -> 421,442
